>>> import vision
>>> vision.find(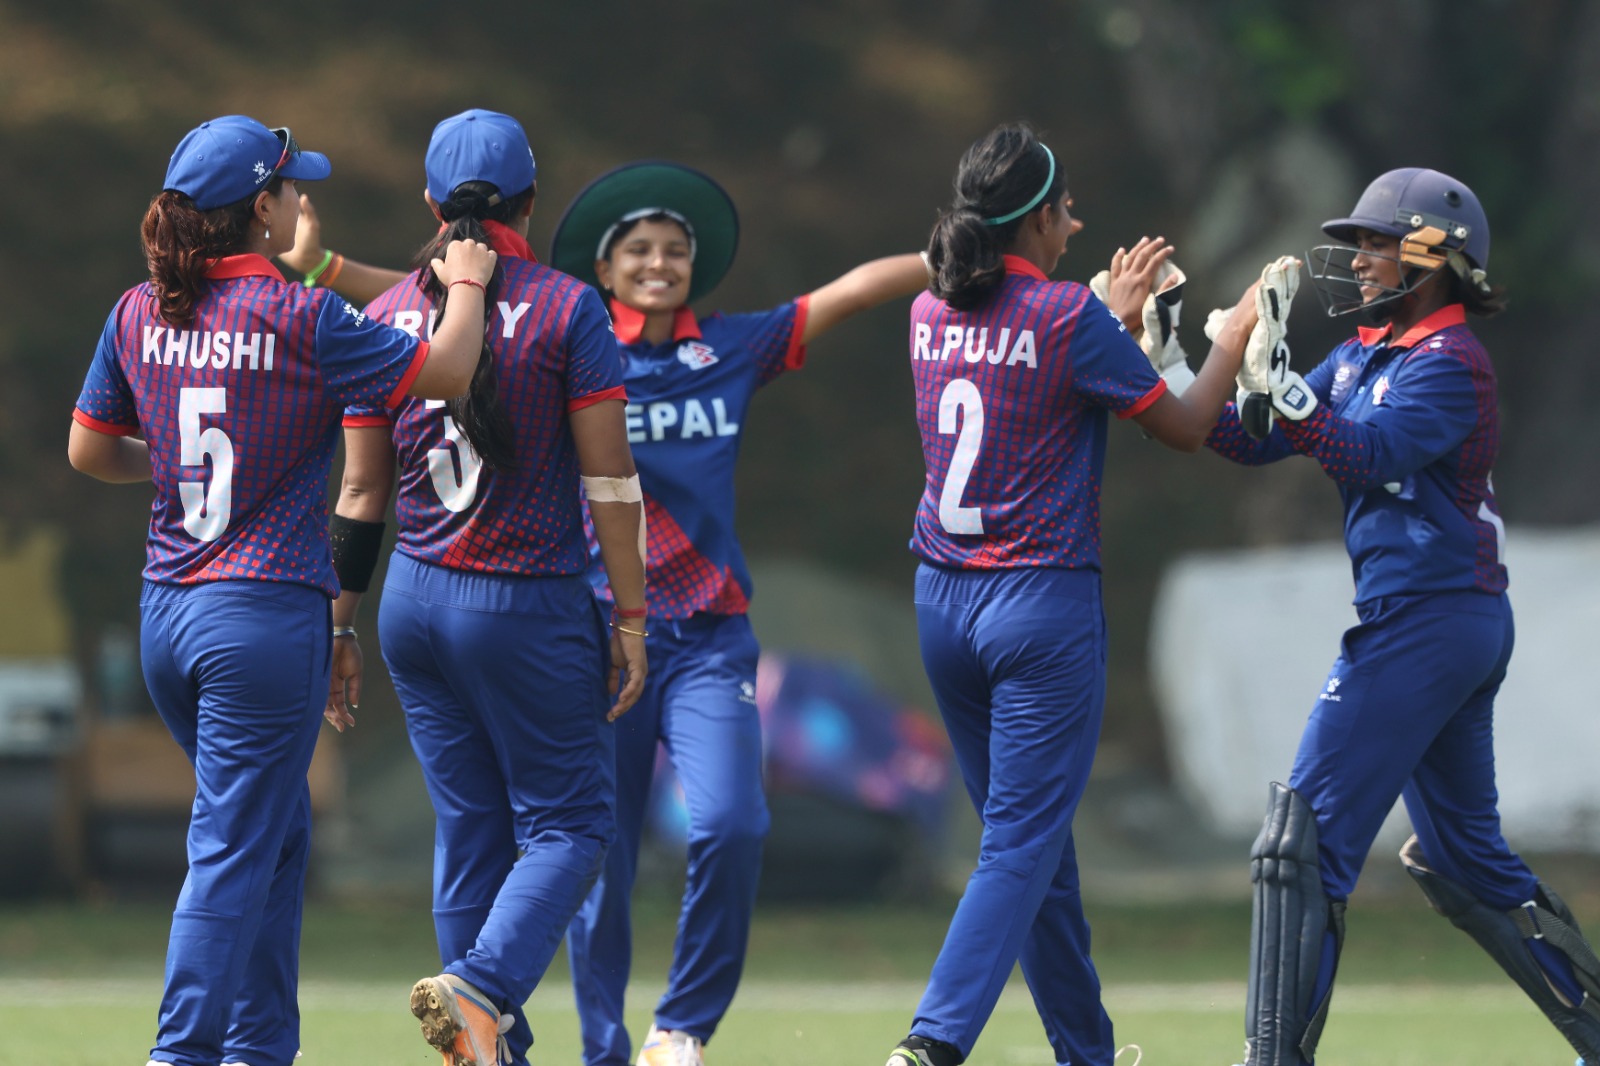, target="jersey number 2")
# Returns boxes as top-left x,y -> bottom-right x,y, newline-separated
425,400 -> 484,513
178,387 -> 233,542
937,378 -> 985,534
